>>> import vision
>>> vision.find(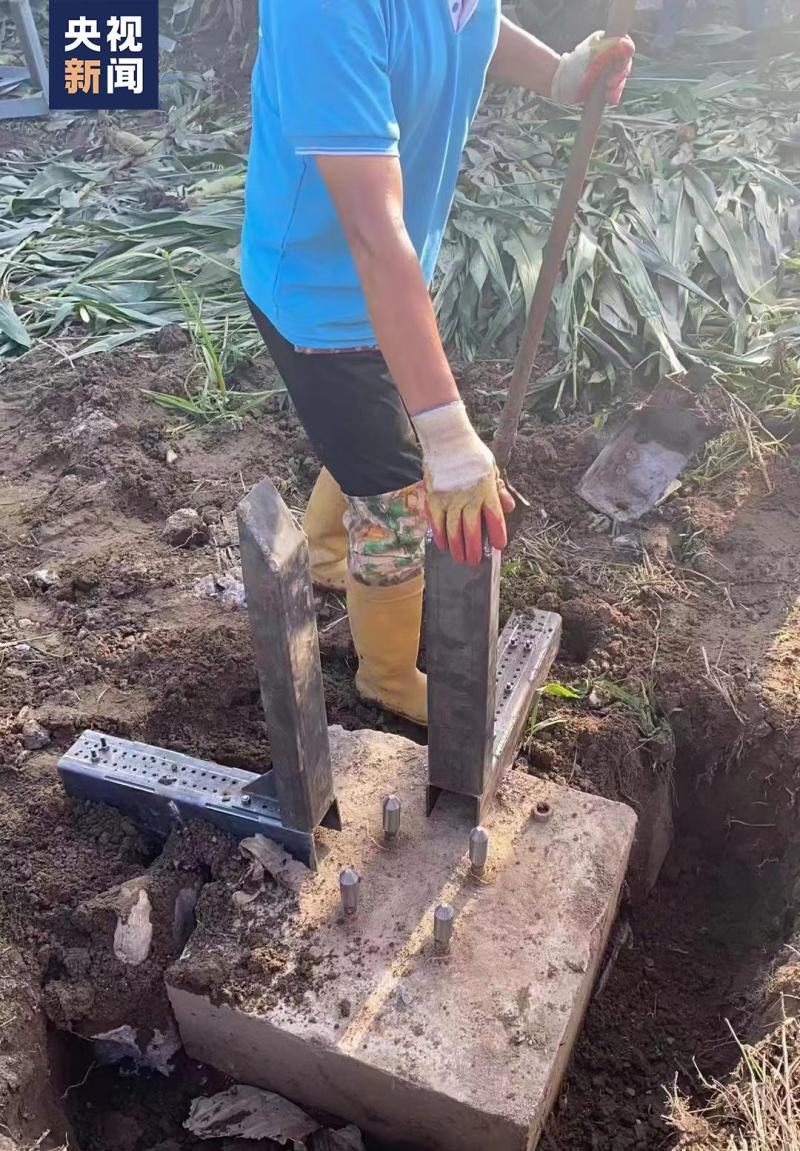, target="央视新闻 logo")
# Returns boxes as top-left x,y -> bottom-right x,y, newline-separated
49,1 -> 158,110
